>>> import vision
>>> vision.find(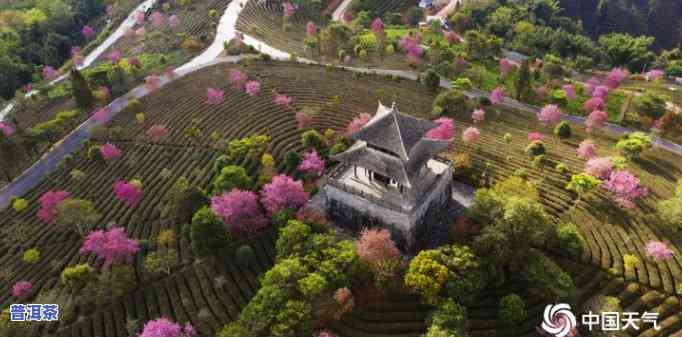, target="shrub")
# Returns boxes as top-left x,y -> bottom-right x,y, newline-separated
555,162 -> 569,175
56,198 -> 101,235
60,263 -> 95,290
329,143 -> 347,156
615,132 -> 652,159
525,140 -> 545,156
191,207 -> 232,257
301,130 -> 325,151
22,249 -> 40,264
522,251 -> 575,299
428,298 -> 467,335
554,223 -> 585,257
422,68 -> 441,91
144,249 -> 178,275
498,294 -> 527,325
433,90 -> 468,116
12,198 -> 28,212
236,244 -> 257,267
554,121 -> 571,140
212,165 -> 252,194
634,90 -> 666,120
297,272 -> 328,298
658,180 -> 682,230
